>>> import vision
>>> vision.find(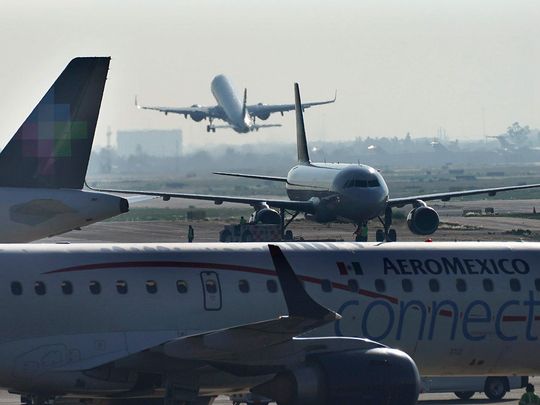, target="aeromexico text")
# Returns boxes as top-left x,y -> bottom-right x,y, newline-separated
382,257 -> 529,276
